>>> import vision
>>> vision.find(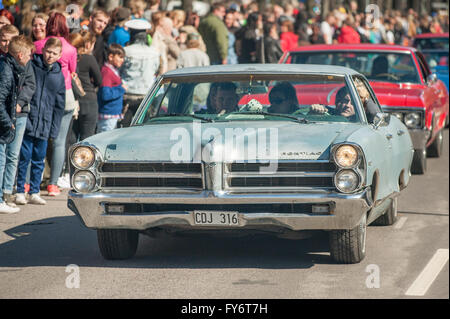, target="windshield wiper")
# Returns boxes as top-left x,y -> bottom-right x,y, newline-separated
152,113 -> 214,123
229,111 -> 309,124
